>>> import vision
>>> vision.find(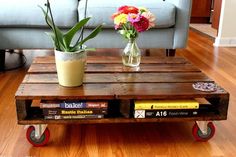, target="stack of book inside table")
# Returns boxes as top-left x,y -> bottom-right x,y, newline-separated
40,101 -> 108,120
134,98 -> 211,118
